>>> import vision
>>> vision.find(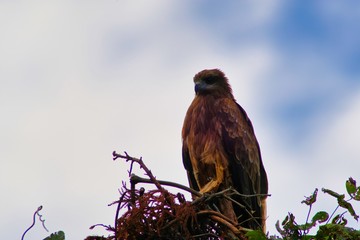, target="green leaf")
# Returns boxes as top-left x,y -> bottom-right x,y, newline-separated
275,220 -> 287,236
281,215 -> 289,225
245,230 -> 267,240
302,235 -> 316,240
312,211 -> 329,224
332,214 -> 348,225
301,188 -> 318,206
316,224 -> 360,239
298,222 -> 313,231
43,231 -> 65,240
298,211 -> 329,231
322,188 -> 343,198
355,188 -> 360,201
346,177 -> 357,195
337,198 -> 359,221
